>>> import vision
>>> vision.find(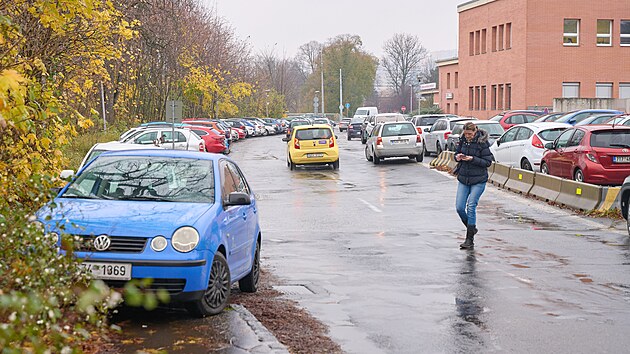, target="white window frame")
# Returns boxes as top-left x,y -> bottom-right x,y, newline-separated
595,83 -> 613,99
597,20 -> 612,47
620,83 -> 630,99
622,20 -> 630,47
563,19 -> 580,46
562,82 -> 580,98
